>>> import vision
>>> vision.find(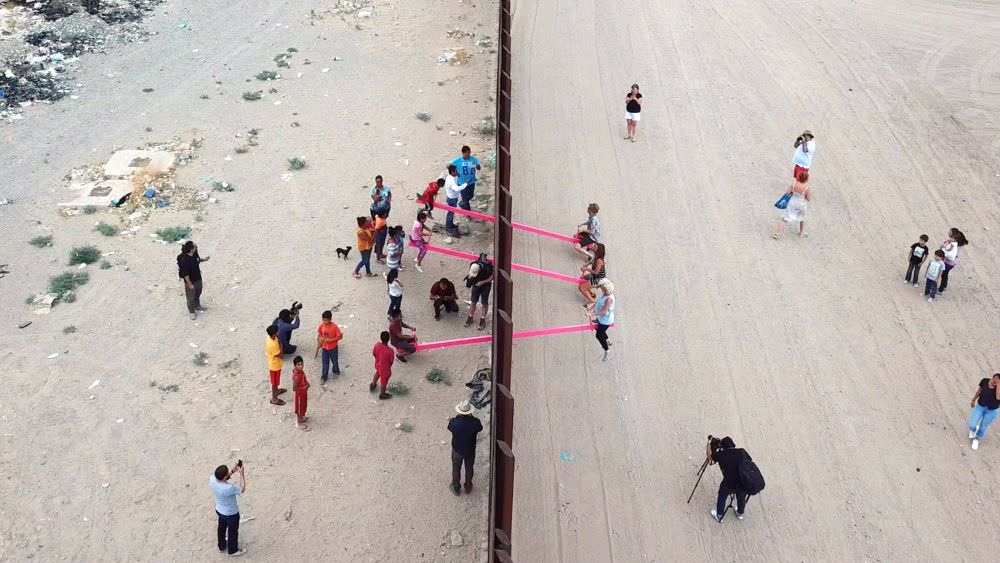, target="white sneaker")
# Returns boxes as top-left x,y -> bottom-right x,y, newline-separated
229,549 -> 246,557
710,509 -> 723,523
972,439 -> 980,450
602,350 -> 614,362
970,429 -> 978,439
414,263 -> 424,273
927,297 -> 934,302
736,512 -> 744,520
912,283 -> 919,288
189,313 -> 197,320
